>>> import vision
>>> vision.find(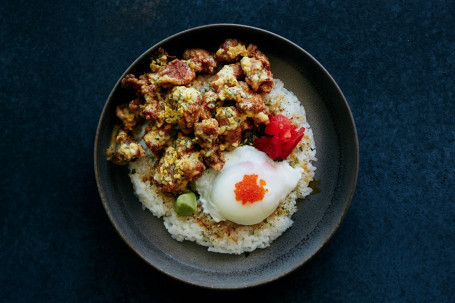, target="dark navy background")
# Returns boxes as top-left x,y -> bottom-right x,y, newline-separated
1,0 -> 454,301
